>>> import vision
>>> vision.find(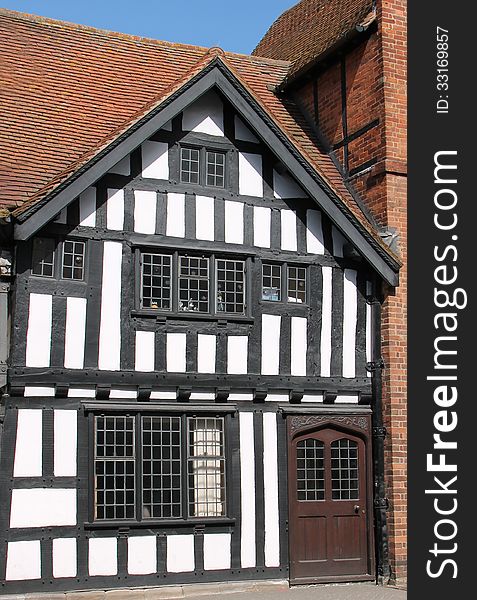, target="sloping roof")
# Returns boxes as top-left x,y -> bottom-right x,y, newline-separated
253,0 -> 375,81
0,8 -> 398,269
